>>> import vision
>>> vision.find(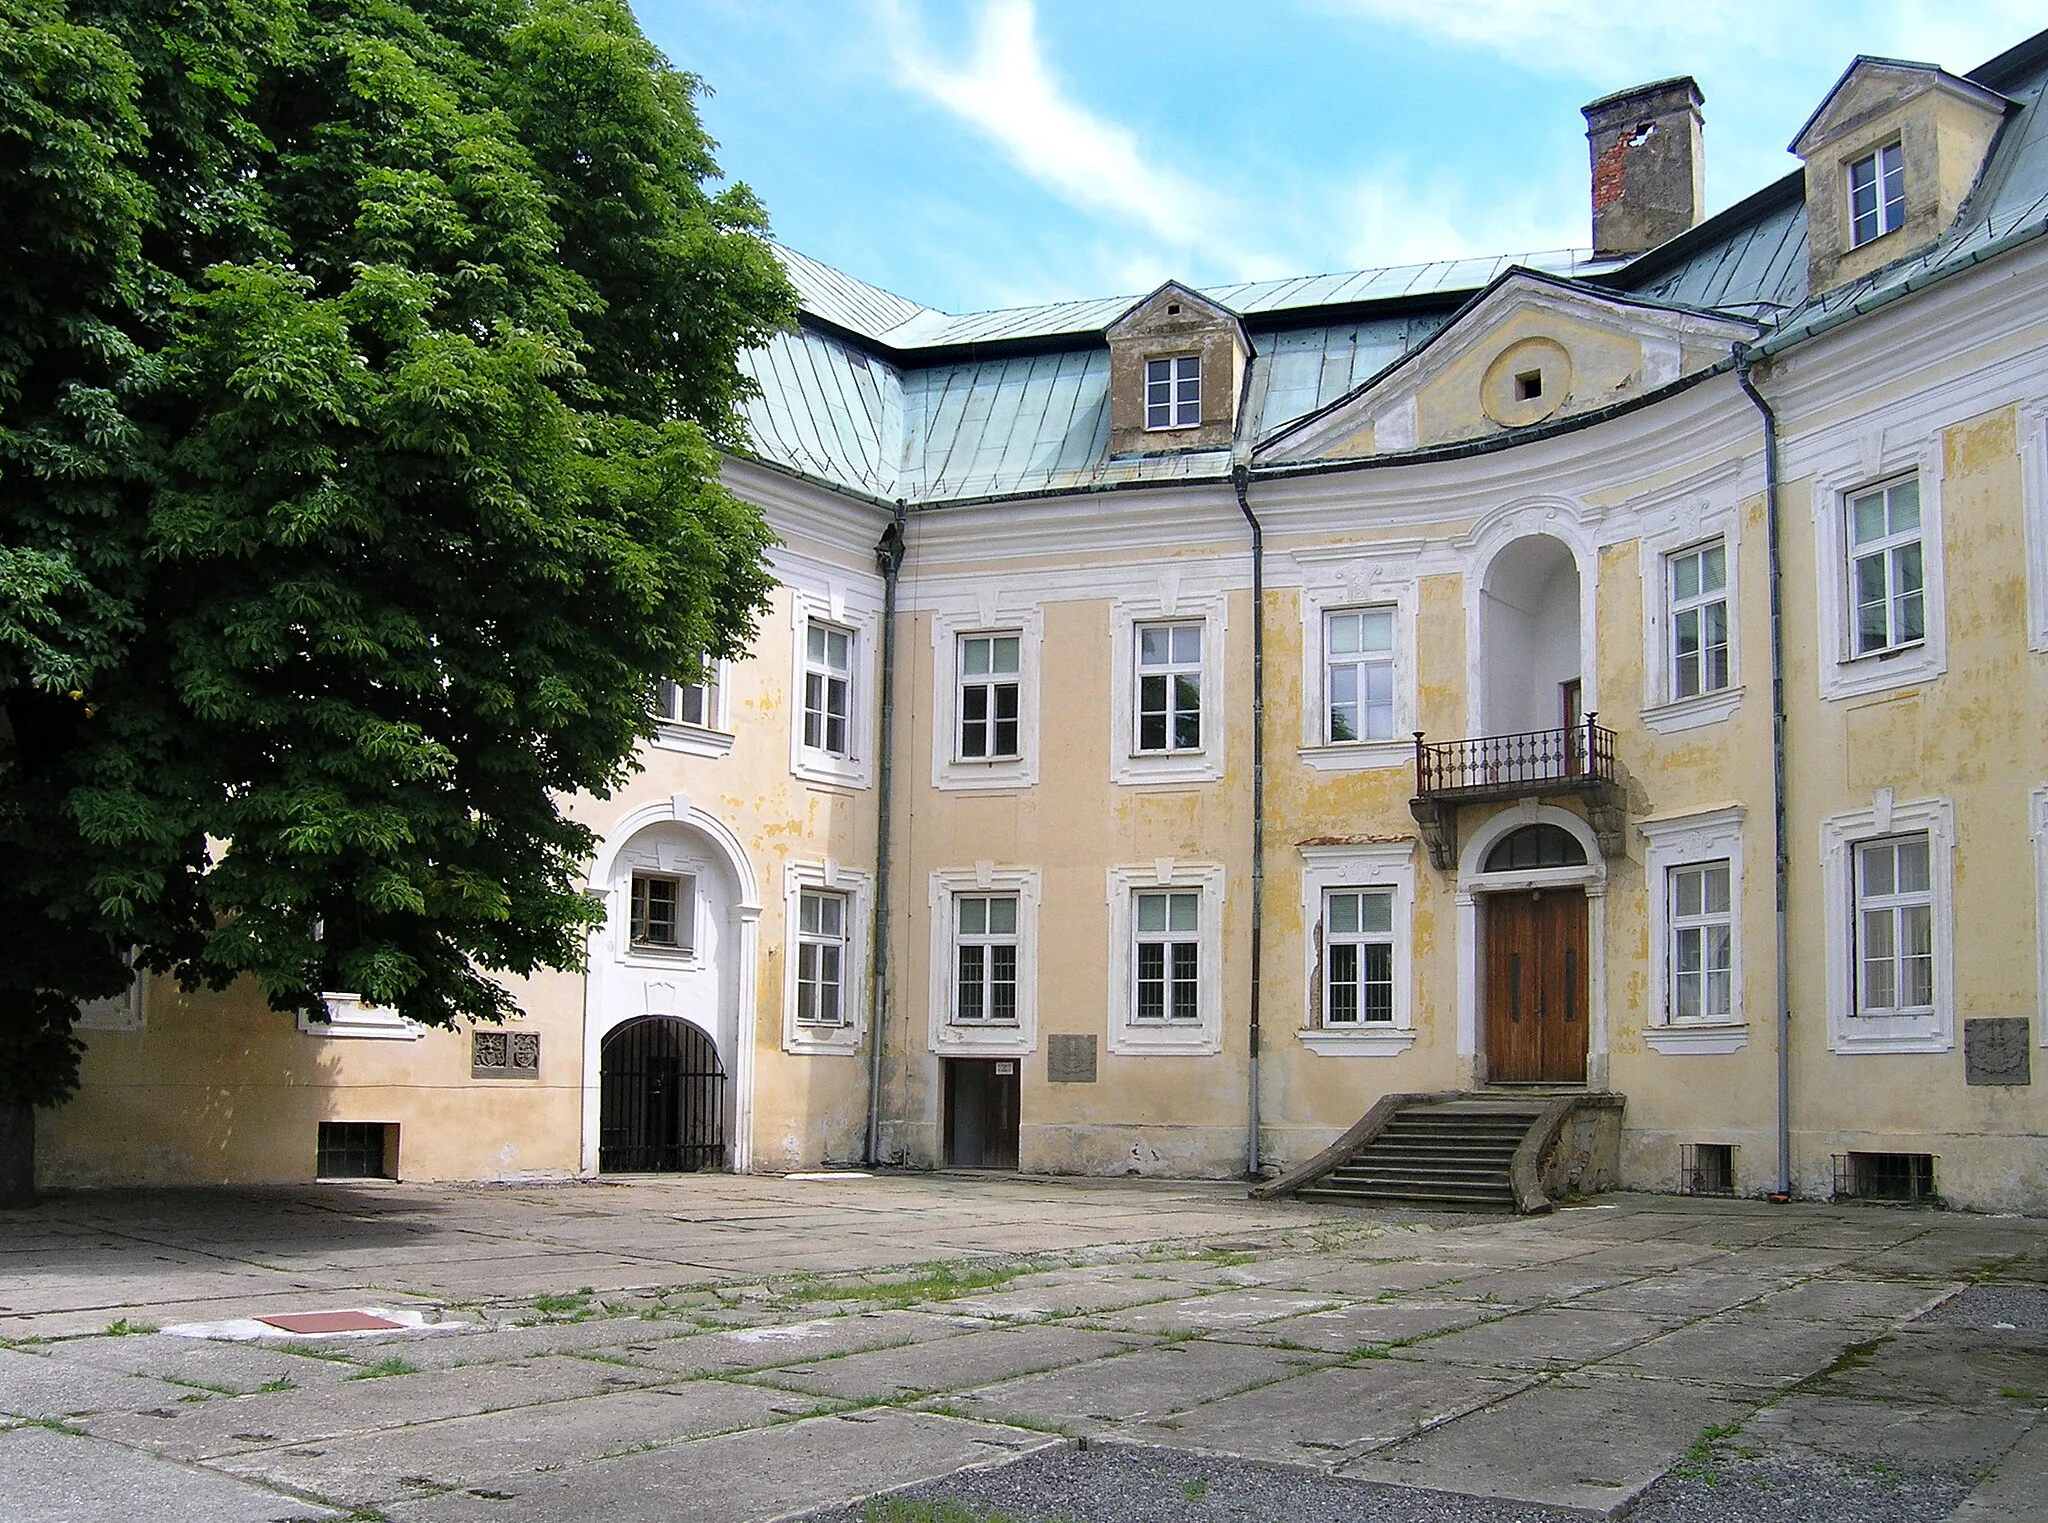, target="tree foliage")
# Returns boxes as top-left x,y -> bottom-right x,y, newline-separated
0,0 -> 795,1110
